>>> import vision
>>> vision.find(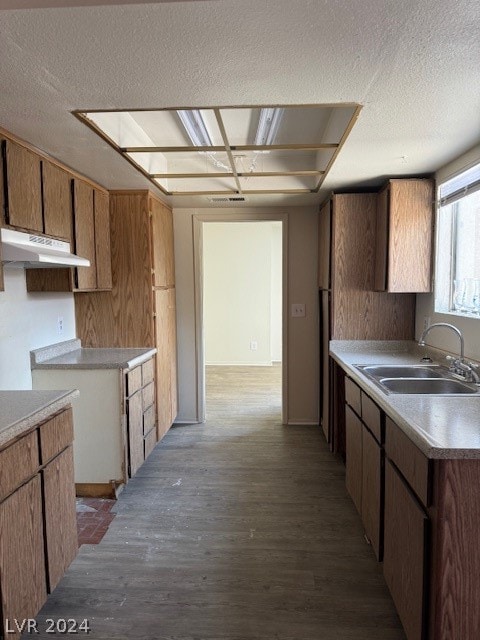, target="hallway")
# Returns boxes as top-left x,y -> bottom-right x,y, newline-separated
32,366 -> 405,639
